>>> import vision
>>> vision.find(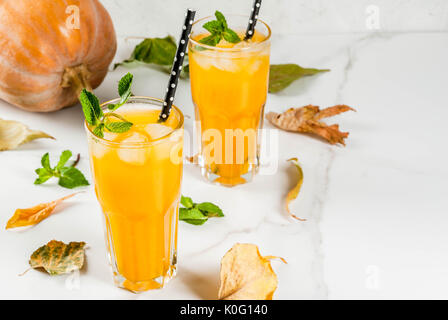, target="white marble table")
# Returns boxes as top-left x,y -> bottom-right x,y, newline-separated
1,2 -> 448,299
